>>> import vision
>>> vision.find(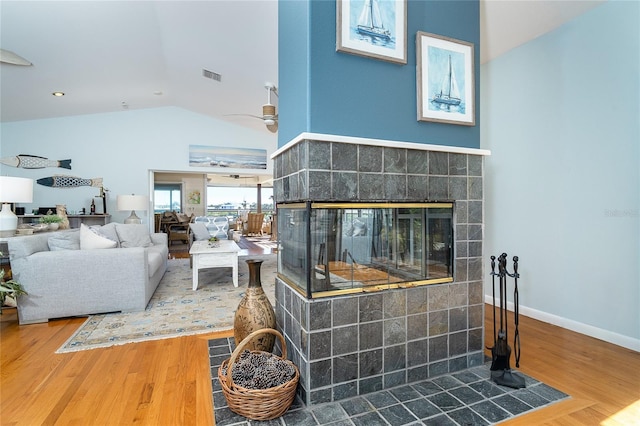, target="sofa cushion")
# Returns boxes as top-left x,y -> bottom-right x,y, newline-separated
80,224 -> 118,249
91,222 -> 120,247
48,230 -> 80,251
115,224 -> 152,248
147,251 -> 164,277
189,222 -> 210,241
